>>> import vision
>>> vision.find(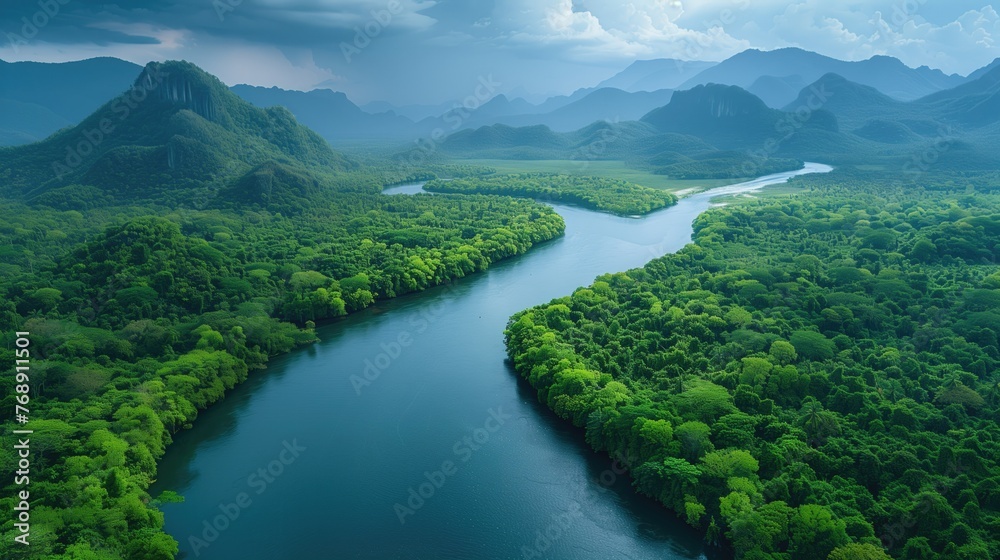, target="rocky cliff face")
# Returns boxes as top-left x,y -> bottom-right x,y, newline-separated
669,84 -> 769,119
137,62 -> 221,122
